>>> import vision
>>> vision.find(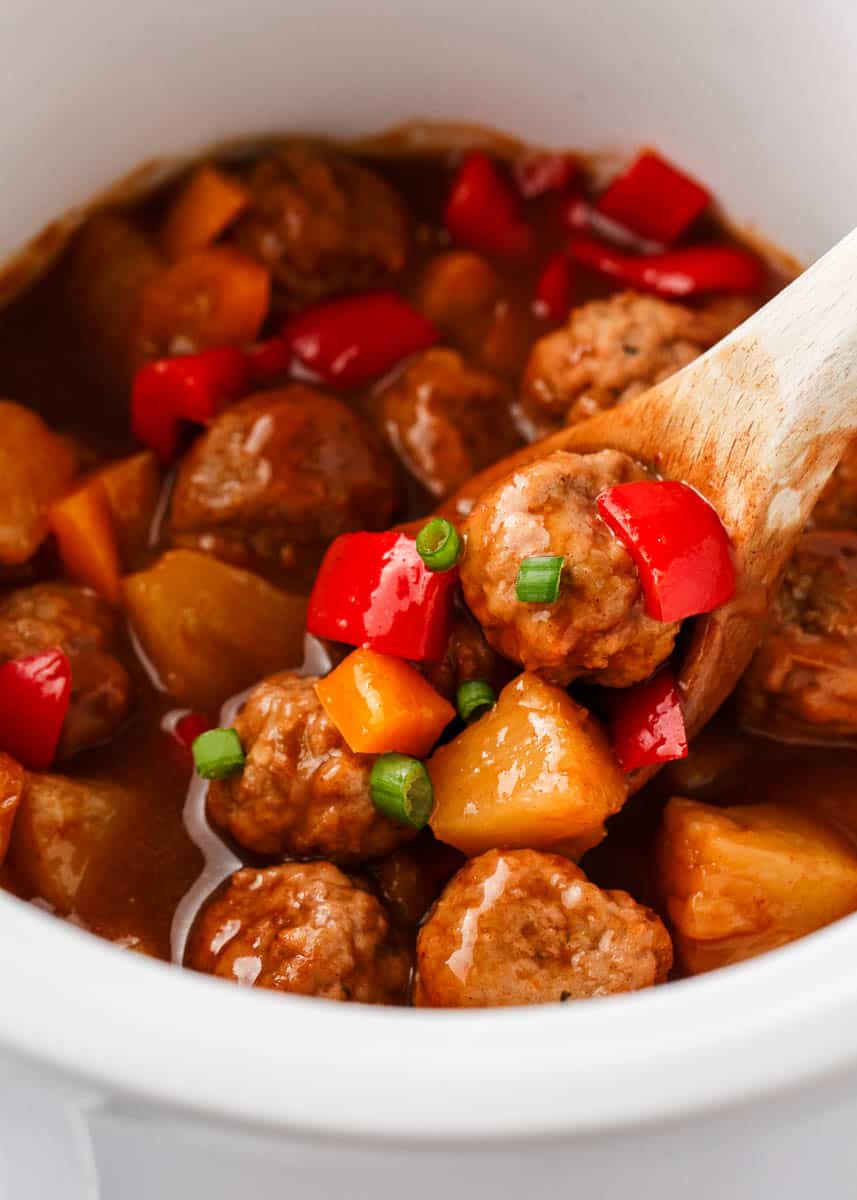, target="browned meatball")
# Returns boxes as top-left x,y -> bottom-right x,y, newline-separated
520,291 -> 754,435
414,848 -> 672,1007
740,531 -> 857,739
812,439 -> 857,530
170,385 -> 397,579
232,141 -> 410,310
422,610 -> 514,702
369,834 -> 465,929
188,862 -> 411,1003
207,672 -> 414,861
415,251 -> 533,377
0,583 -> 133,758
460,449 -> 678,686
376,348 -> 521,501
